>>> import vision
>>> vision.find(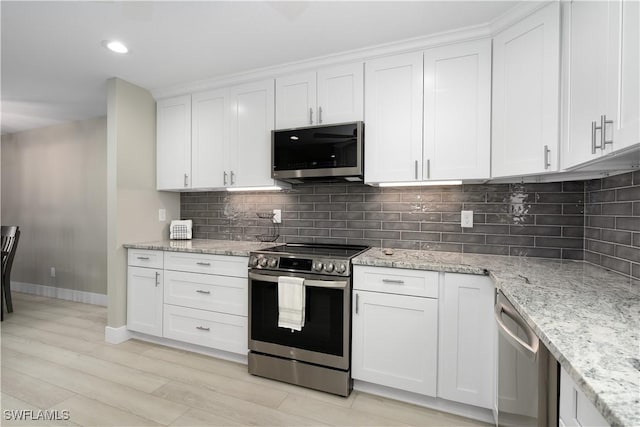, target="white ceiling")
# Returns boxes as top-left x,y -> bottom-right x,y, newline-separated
1,1 -> 521,135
